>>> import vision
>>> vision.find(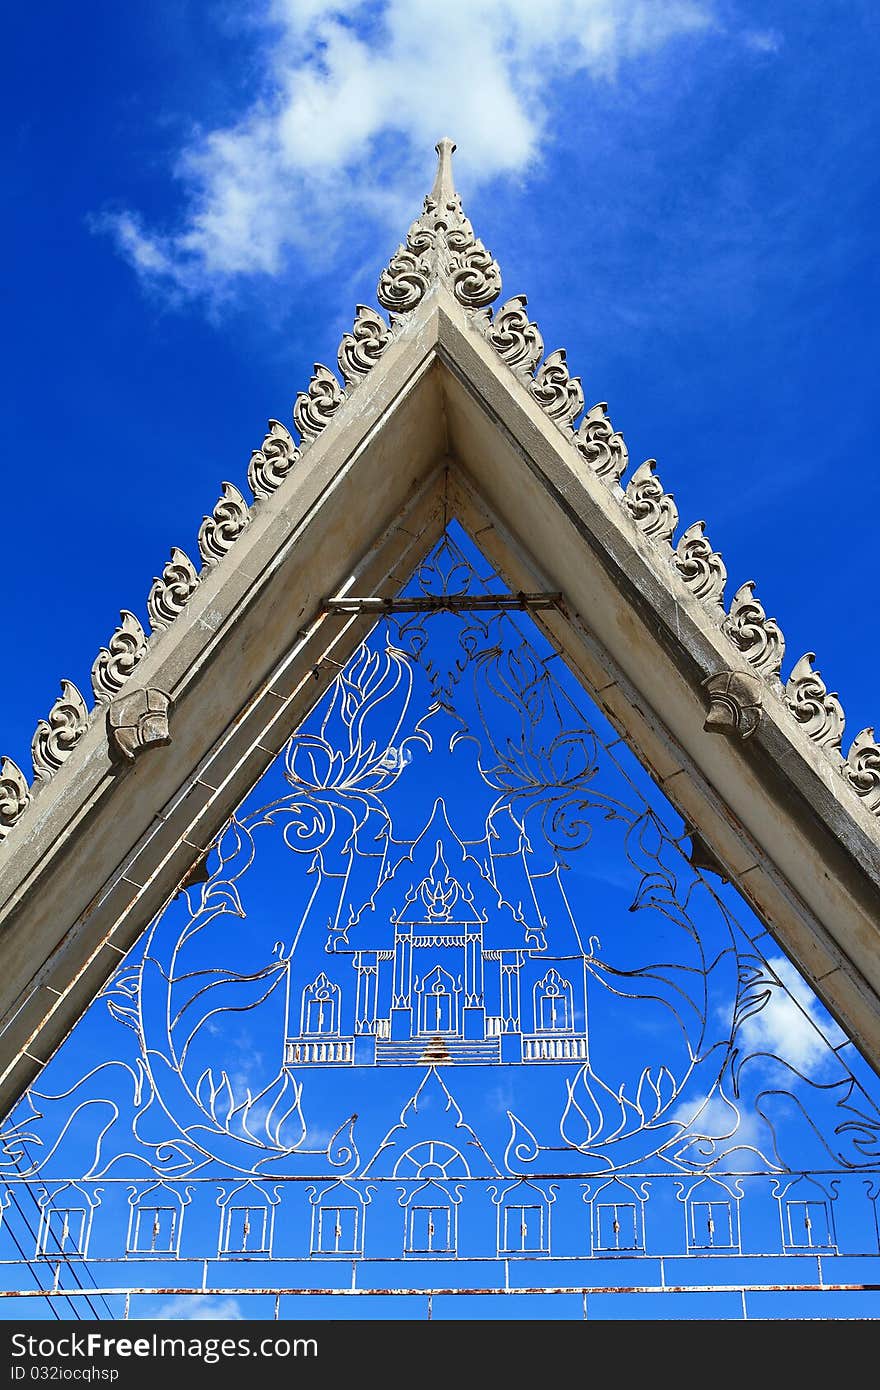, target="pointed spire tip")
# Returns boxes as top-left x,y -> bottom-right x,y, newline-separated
431,137 -> 458,204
